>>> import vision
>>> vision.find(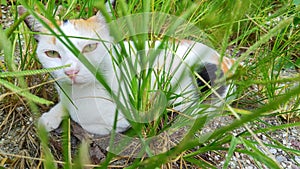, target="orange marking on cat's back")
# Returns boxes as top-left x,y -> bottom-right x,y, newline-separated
178,39 -> 194,45
221,57 -> 235,74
